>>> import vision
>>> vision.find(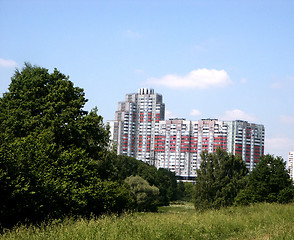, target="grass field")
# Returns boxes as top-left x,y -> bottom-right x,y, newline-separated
1,202 -> 294,240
